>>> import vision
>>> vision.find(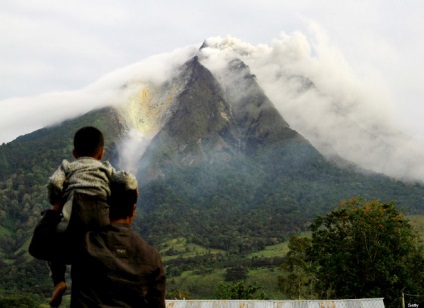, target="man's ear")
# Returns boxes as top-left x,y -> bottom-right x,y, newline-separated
72,149 -> 79,159
128,205 -> 137,223
97,149 -> 105,160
